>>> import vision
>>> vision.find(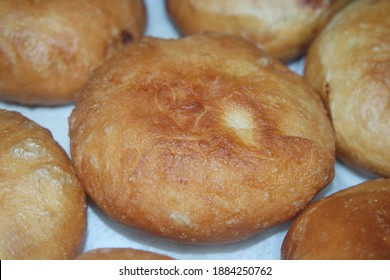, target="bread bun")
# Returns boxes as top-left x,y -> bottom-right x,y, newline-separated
69,33 -> 335,243
0,0 -> 146,105
0,109 -> 86,259
304,0 -> 390,177
282,179 -> 390,259
75,248 -> 174,260
166,0 -> 352,62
